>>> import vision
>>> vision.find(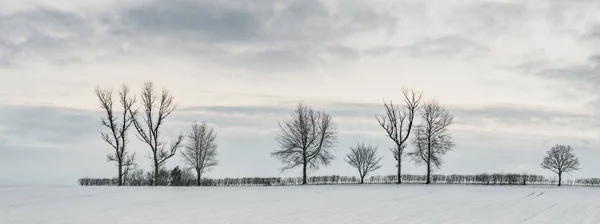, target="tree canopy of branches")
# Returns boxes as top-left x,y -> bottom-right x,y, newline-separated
408,101 -> 454,184
271,102 -> 338,185
375,89 -> 422,184
130,81 -> 184,186
95,84 -> 138,186
345,142 -> 383,184
541,144 -> 580,186
181,121 -> 219,186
